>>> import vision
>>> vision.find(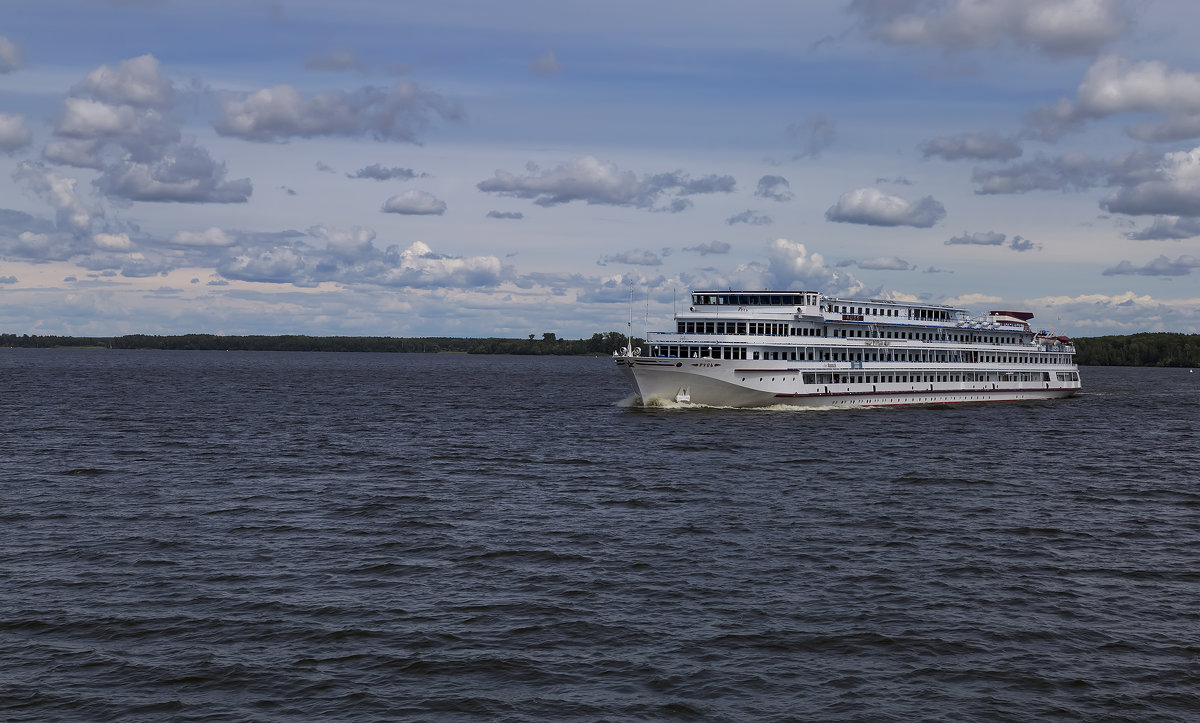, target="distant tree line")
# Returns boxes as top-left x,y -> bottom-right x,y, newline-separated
0,331 -> 641,356
4,330 -> 1196,366
1072,333 -> 1200,368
